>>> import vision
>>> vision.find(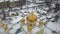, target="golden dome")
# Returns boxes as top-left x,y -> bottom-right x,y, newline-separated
20,17 -> 25,23
39,20 -> 44,27
0,18 -> 3,27
2,24 -> 8,31
26,11 -> 37,22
